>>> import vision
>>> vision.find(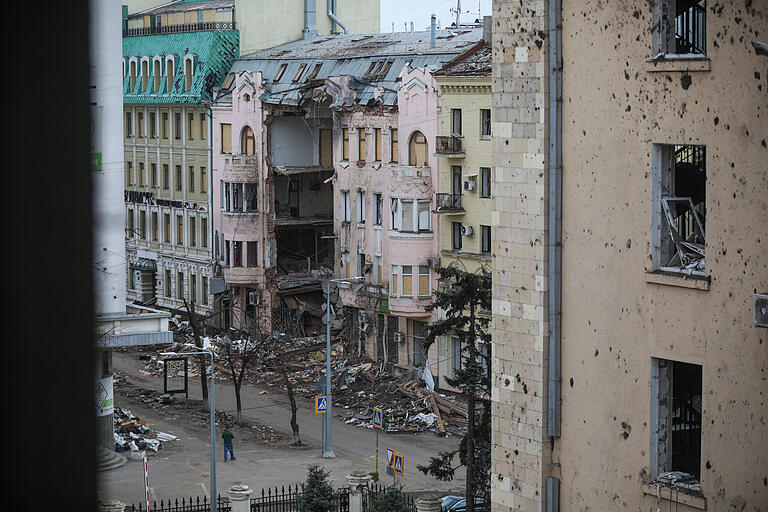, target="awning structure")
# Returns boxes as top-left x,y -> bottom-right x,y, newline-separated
132,258 -> 157,272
